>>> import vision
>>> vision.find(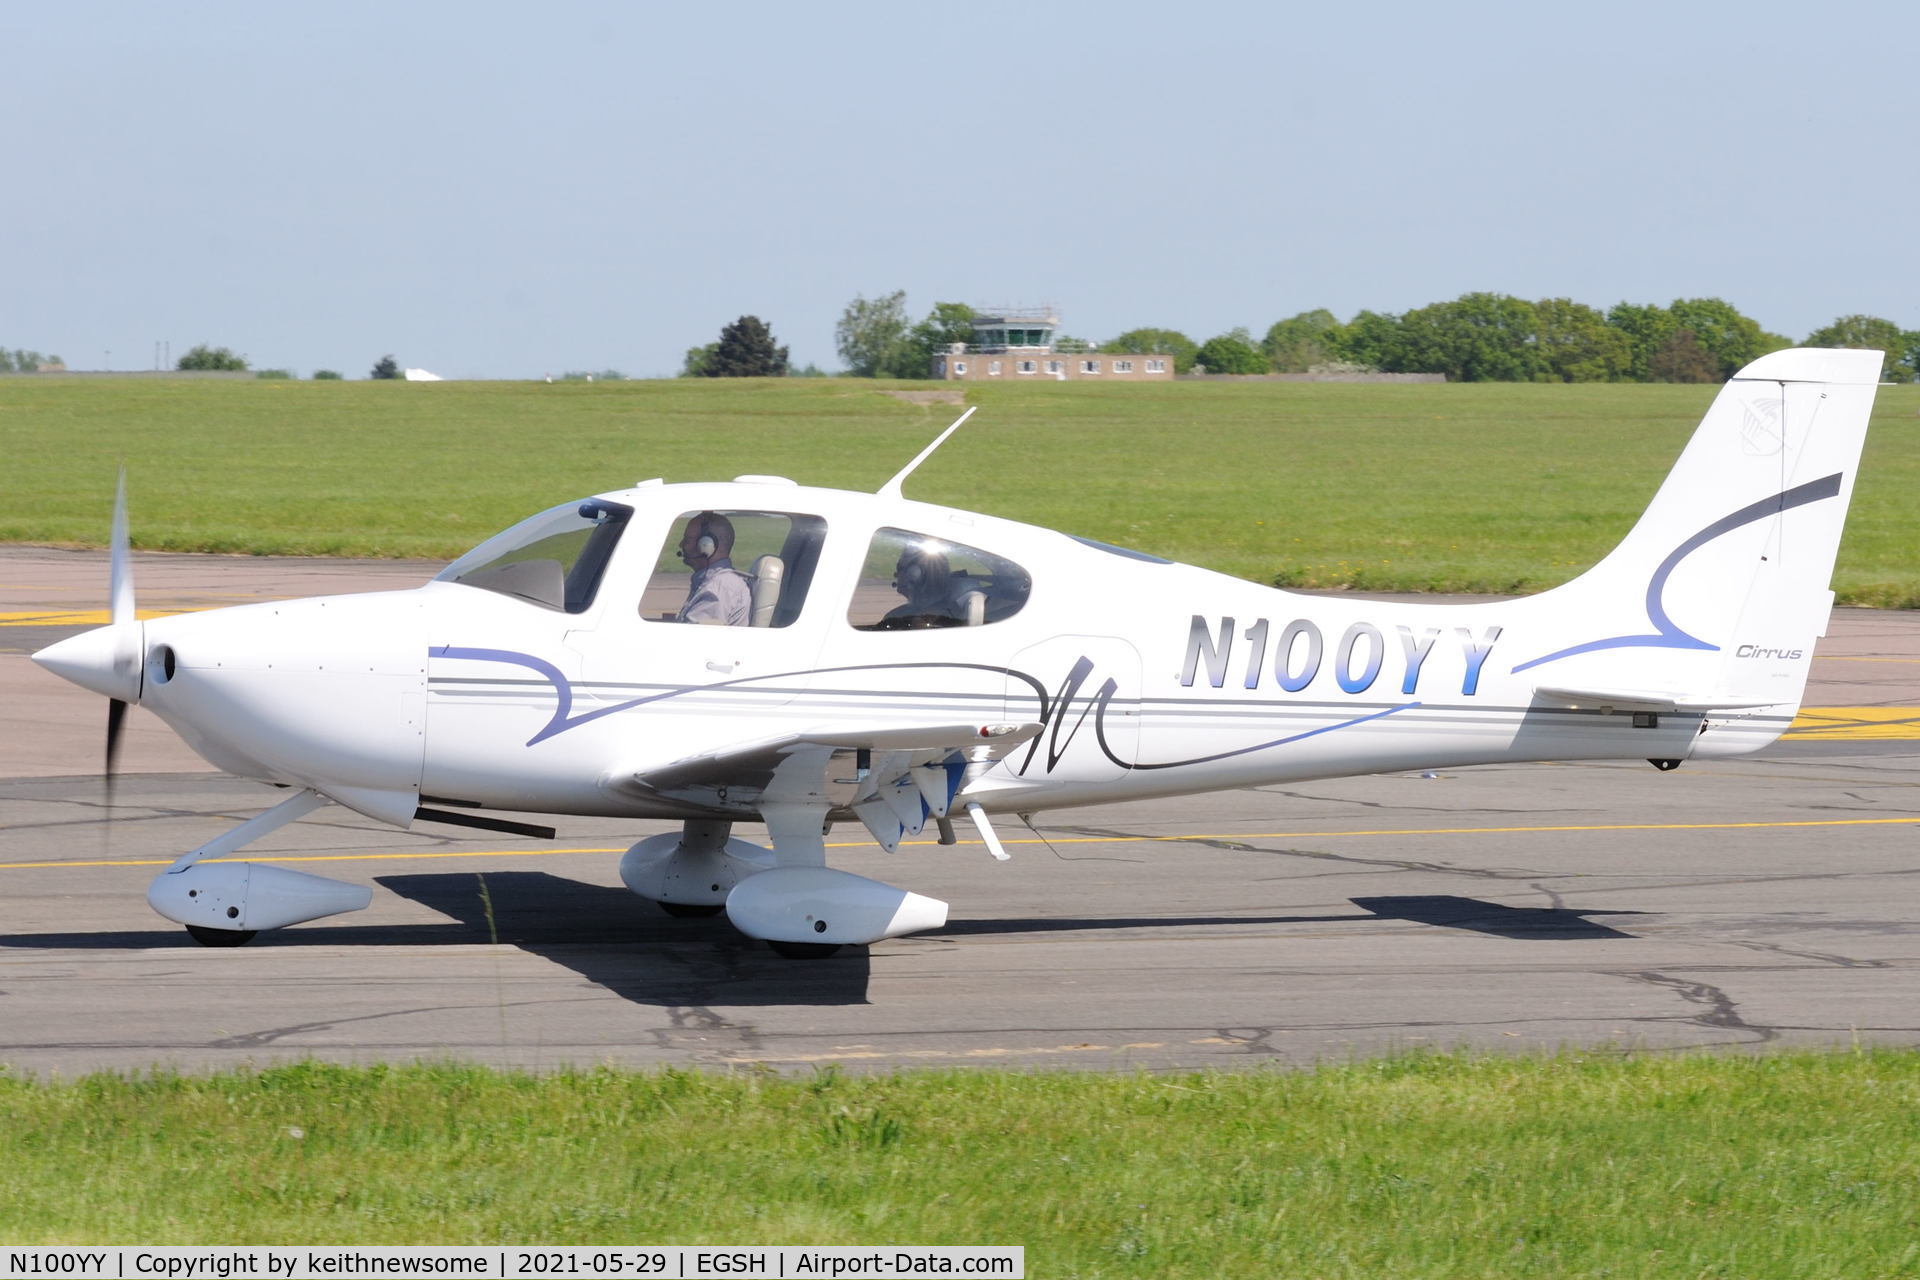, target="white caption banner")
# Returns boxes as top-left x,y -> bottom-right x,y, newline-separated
0,1247 -> 1023,1280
